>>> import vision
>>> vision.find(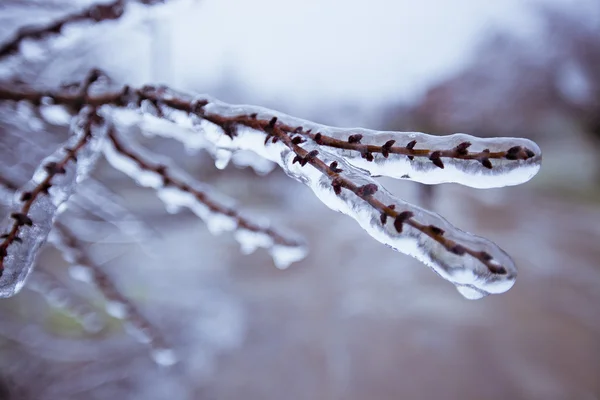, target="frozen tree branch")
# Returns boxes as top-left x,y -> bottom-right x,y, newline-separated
0,106 -> 107,296
104,126 -> 306,266
0,0 -> 168,61
0,81 -> 542,298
